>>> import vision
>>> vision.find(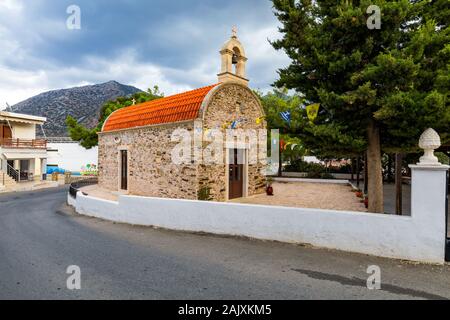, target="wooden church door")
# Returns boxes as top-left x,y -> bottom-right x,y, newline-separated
229,149 -> 244,200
